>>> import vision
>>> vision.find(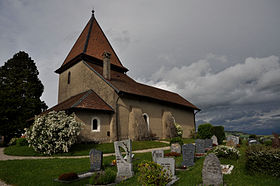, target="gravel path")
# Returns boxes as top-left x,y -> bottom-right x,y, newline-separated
0,145 -> 170,161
